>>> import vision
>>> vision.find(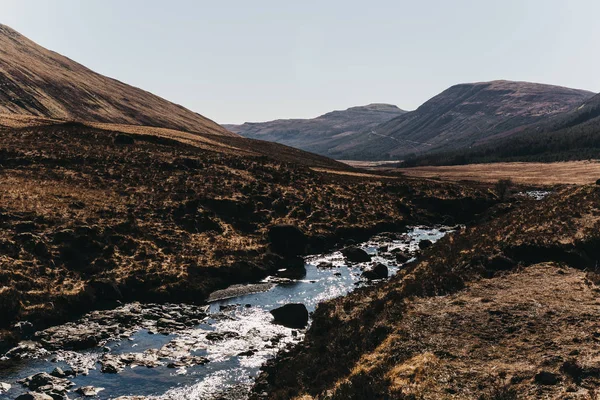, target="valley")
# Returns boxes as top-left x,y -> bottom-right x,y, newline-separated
1,16 -> 600,400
